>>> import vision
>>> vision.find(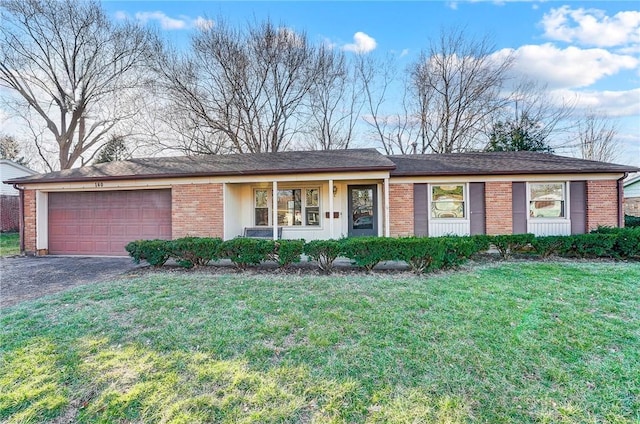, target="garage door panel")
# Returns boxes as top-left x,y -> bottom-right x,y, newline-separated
48,189 -> 172,256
